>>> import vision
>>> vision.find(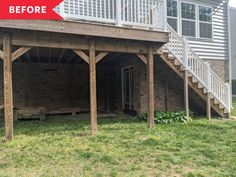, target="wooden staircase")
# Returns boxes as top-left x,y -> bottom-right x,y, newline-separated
157,25 -> 231,117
